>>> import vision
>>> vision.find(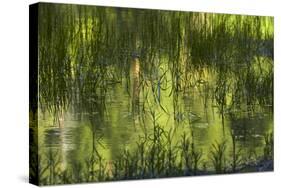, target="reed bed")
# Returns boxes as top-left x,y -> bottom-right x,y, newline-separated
37,4 -> 273,119
35,128 -> 274,185
34,3 -> 274,186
